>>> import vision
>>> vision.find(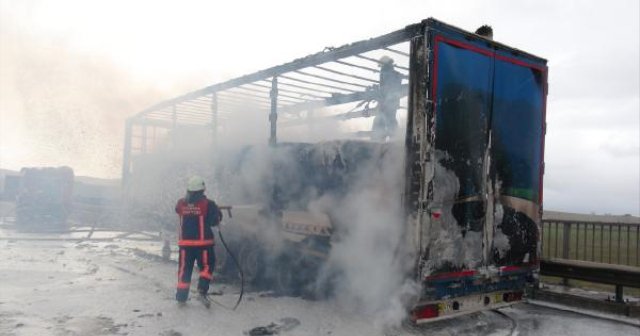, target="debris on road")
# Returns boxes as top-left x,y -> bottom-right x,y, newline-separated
246,317 -> 301,335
